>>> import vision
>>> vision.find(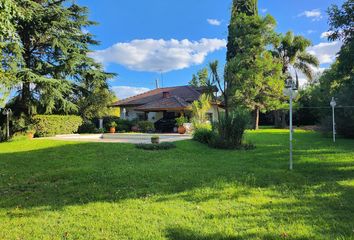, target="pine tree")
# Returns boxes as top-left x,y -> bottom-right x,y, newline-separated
3,0 -> 115,118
